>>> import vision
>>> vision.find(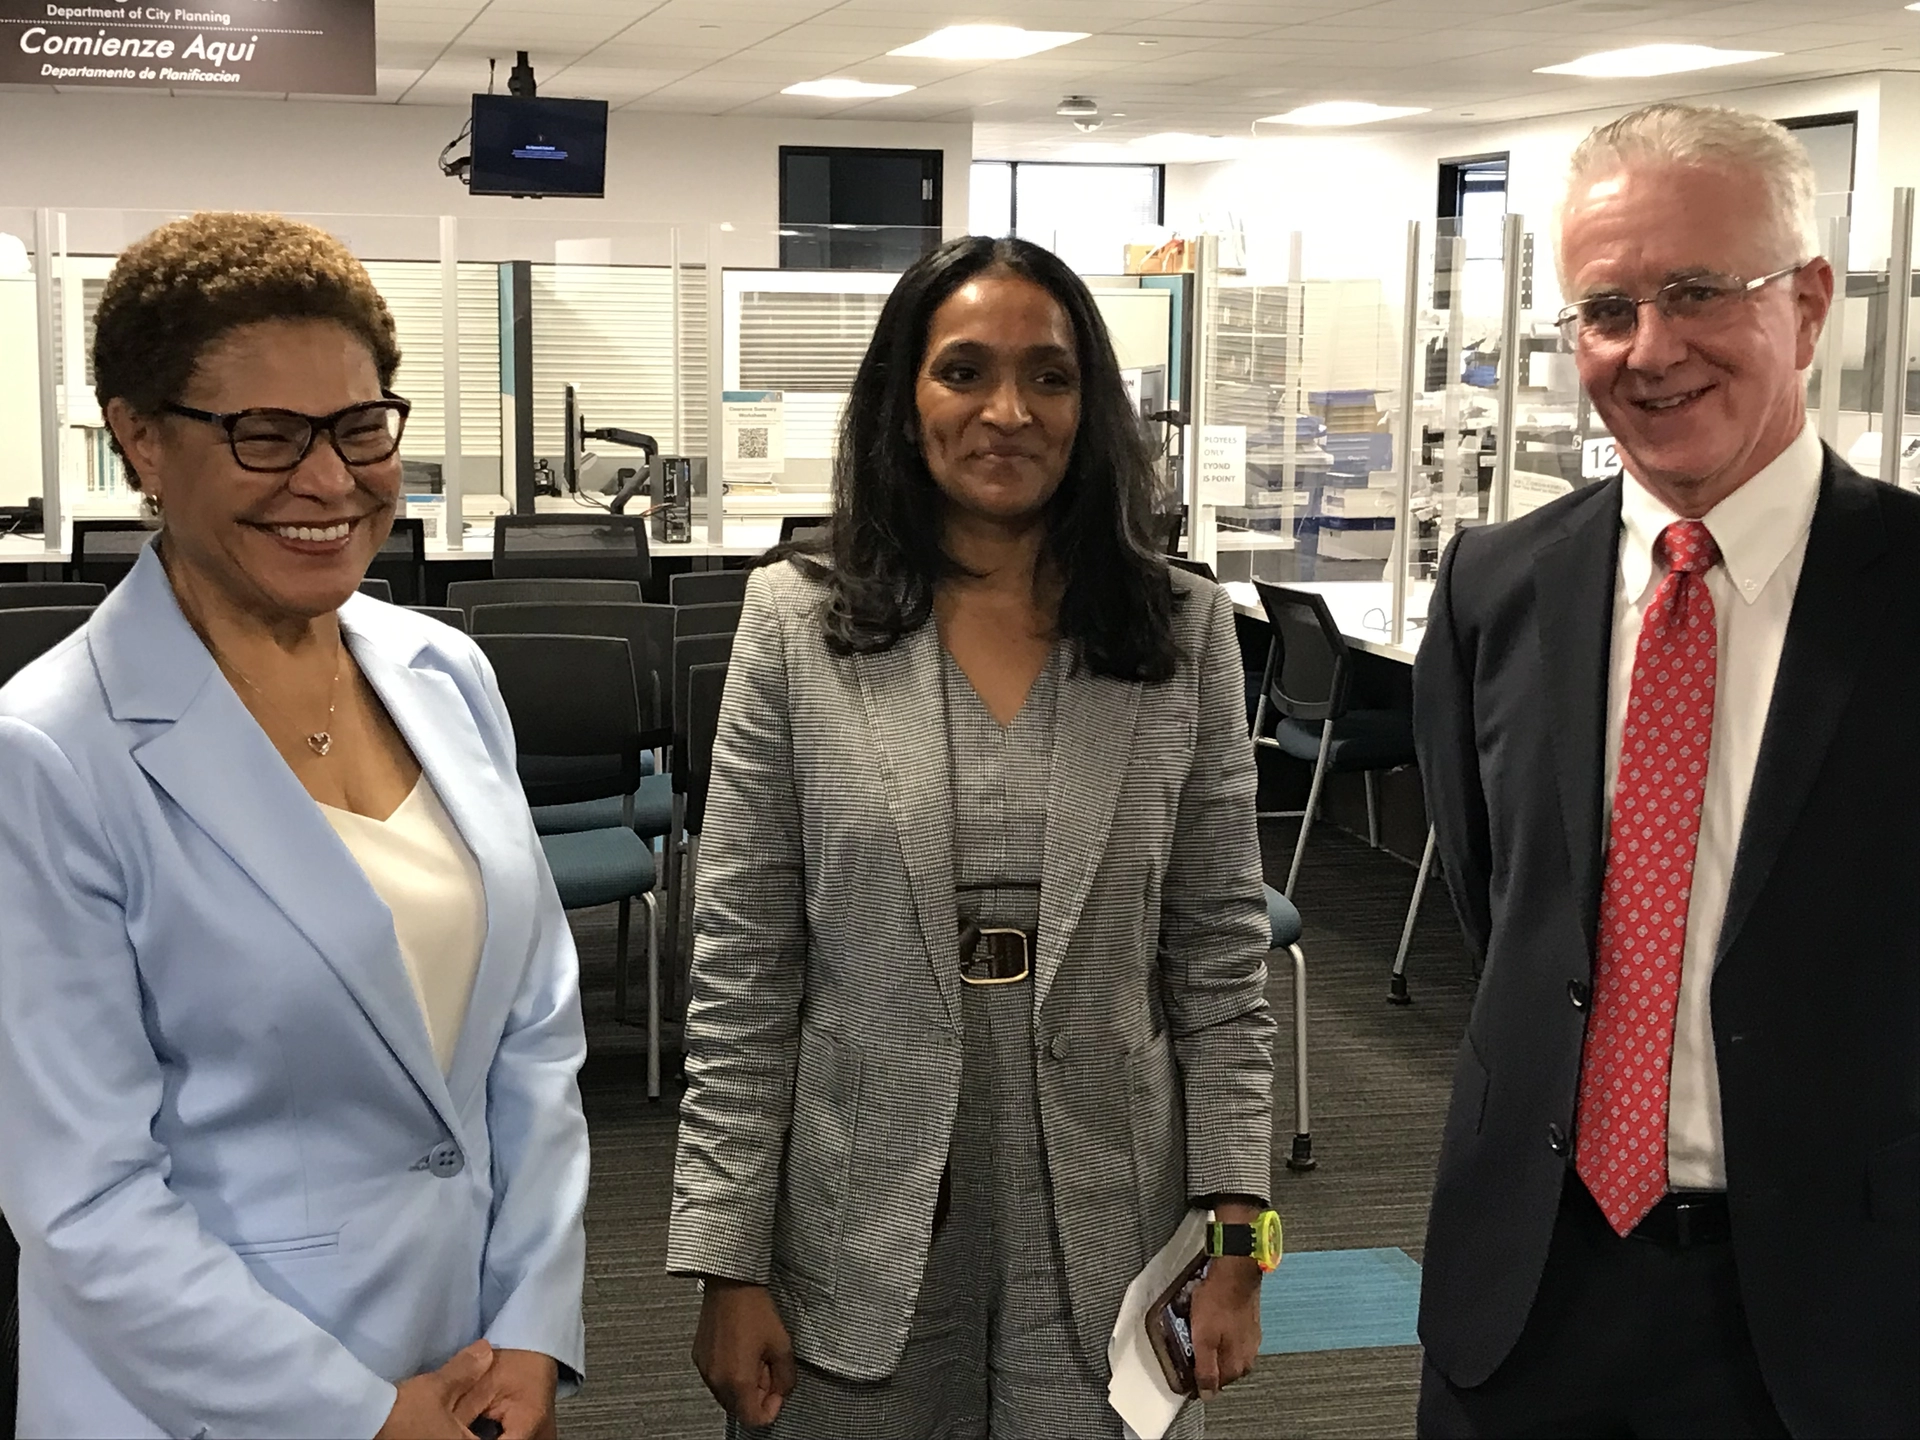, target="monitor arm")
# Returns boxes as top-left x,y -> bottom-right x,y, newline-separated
585,427 -> 658,513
